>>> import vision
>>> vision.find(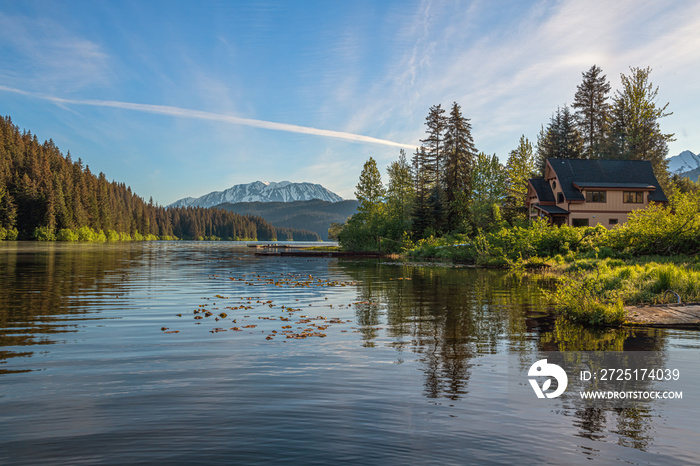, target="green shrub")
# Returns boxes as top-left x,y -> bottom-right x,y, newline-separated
57,228 -> 79,241
0,227 -> 19,240
33,227 -> 56,241
553,268 -> 626,326
77,226 -> 96,241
